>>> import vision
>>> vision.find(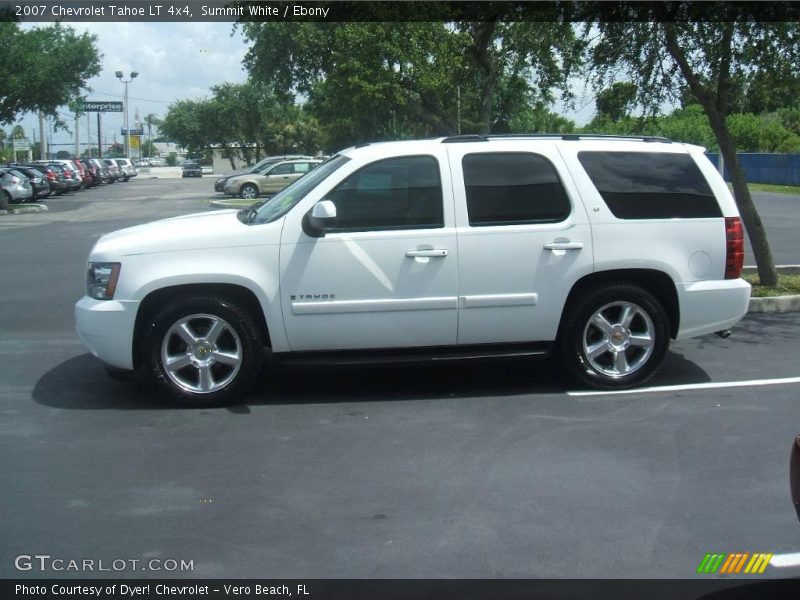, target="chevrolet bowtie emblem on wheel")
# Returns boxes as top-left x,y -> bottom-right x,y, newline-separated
696,552 -> 773,574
